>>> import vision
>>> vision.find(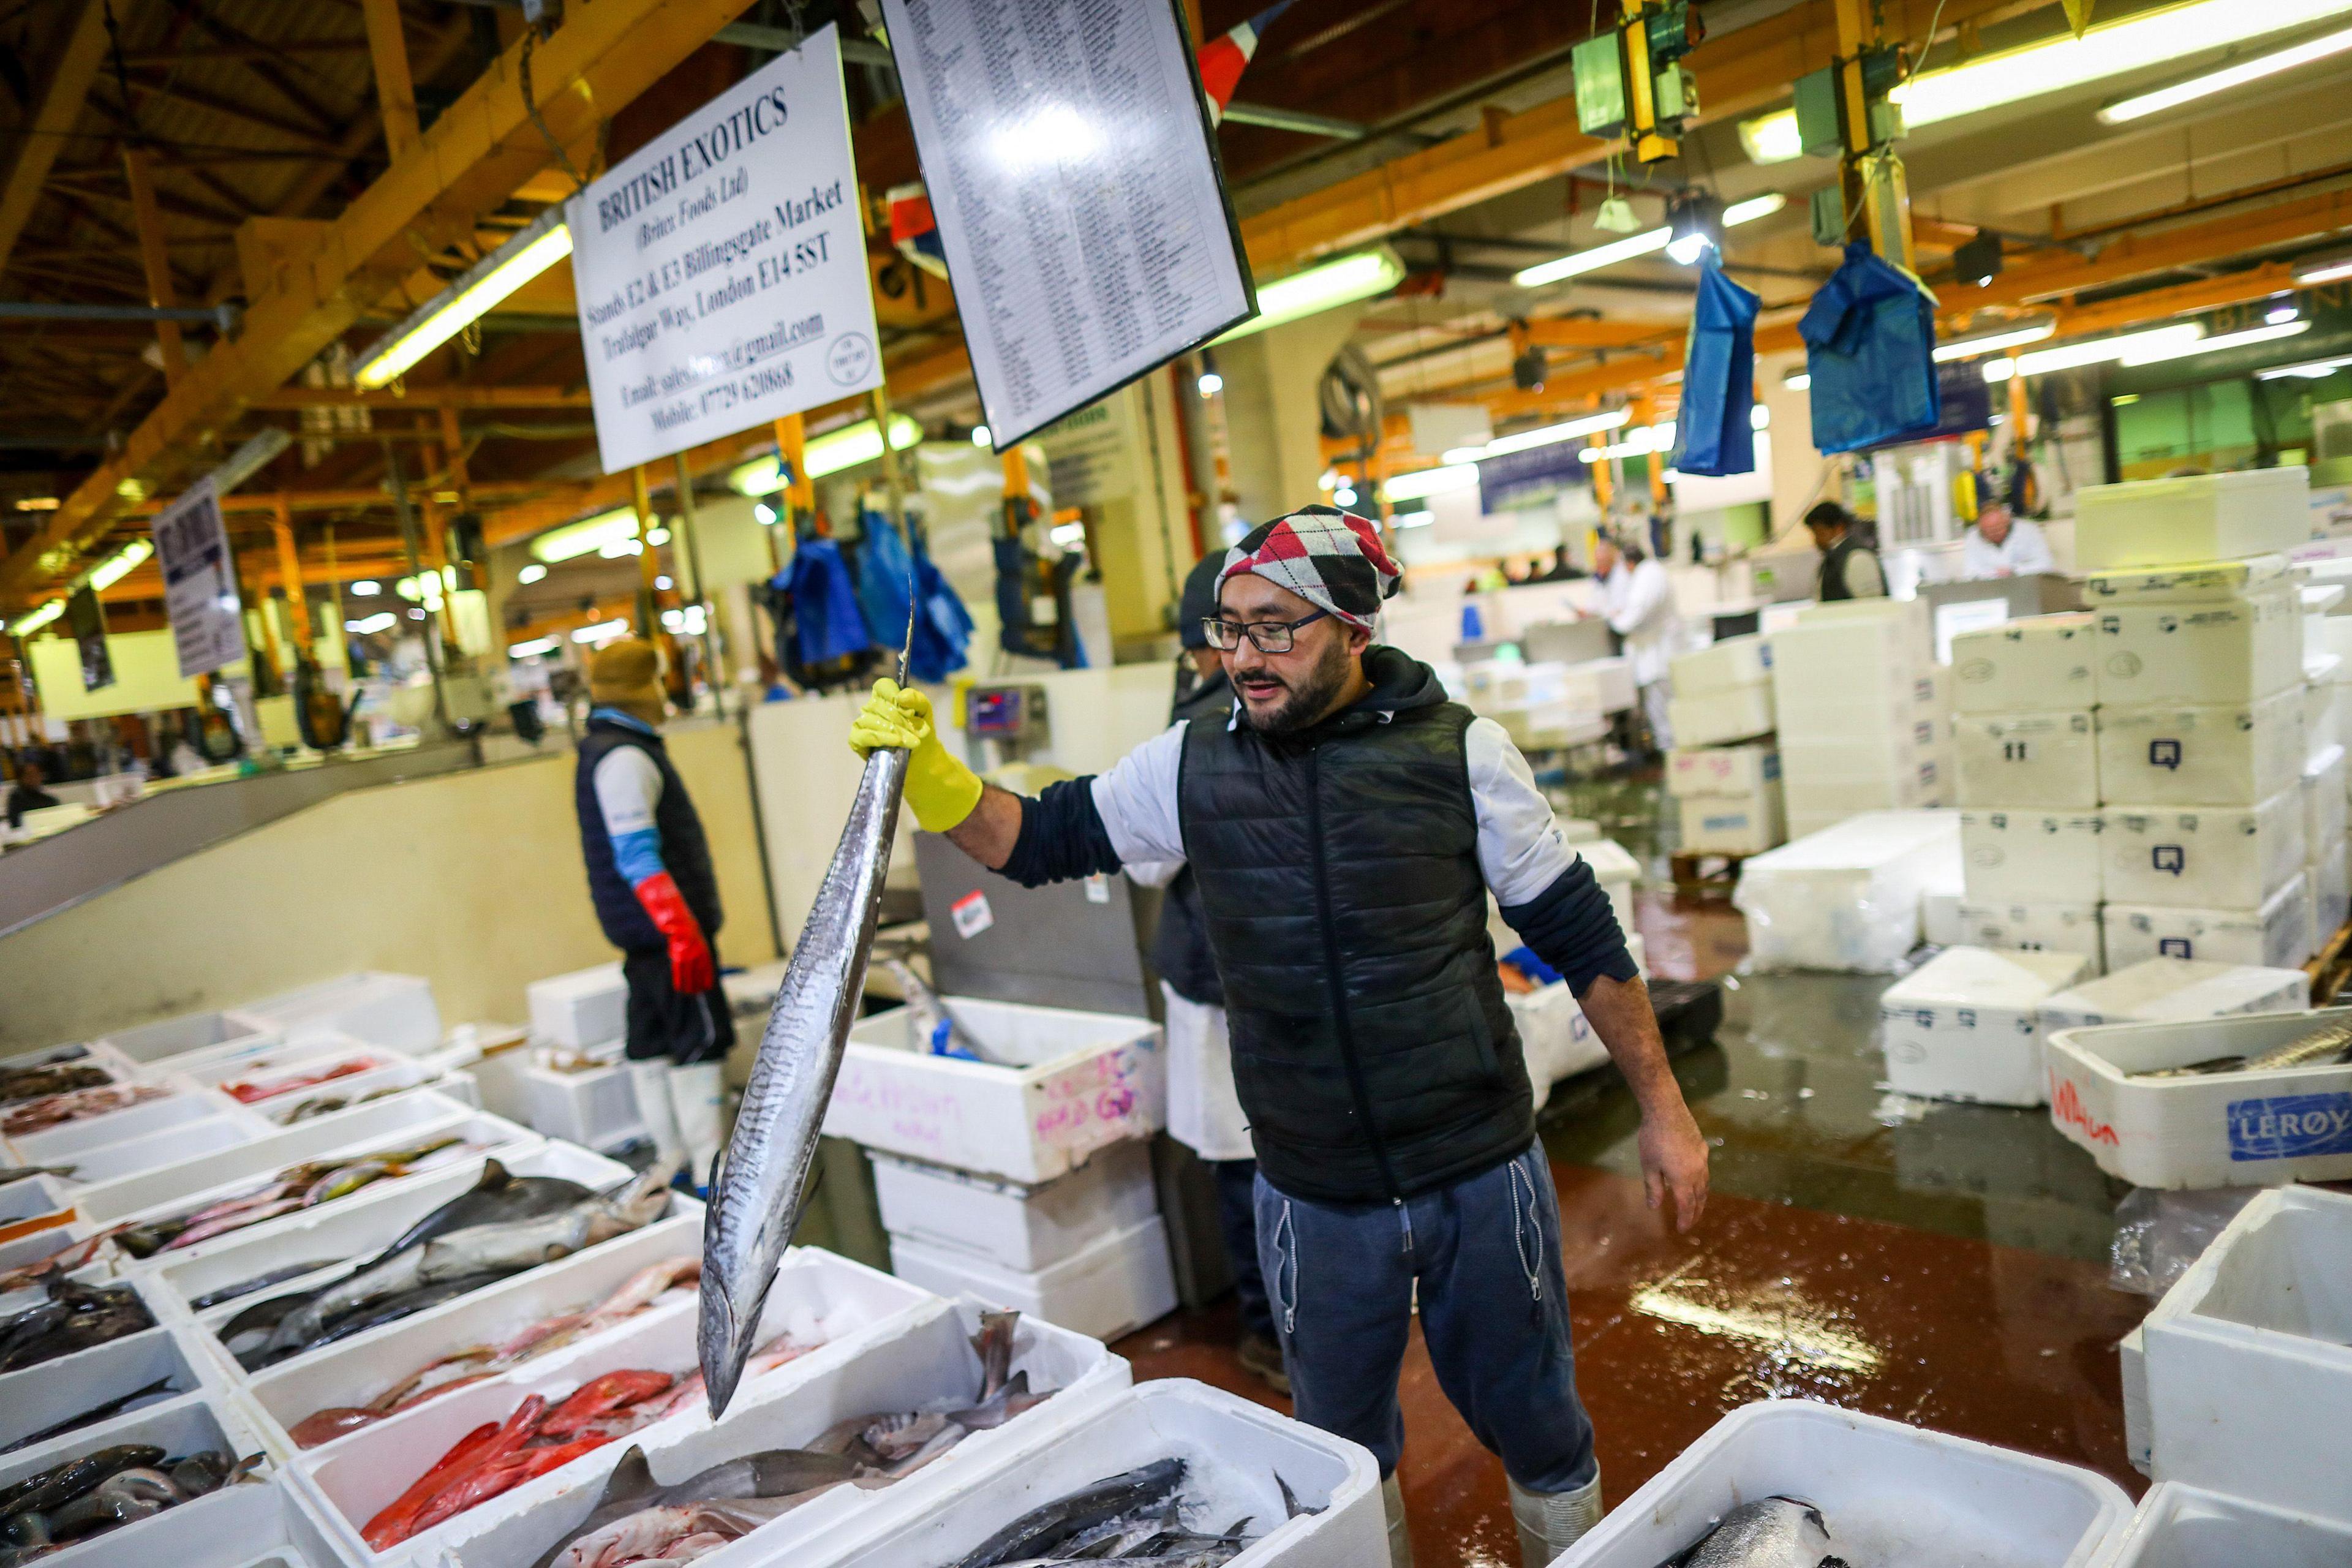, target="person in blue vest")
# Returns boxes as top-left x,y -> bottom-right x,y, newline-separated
575,638 -> 732,1189
847,507 -> 1710,1568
